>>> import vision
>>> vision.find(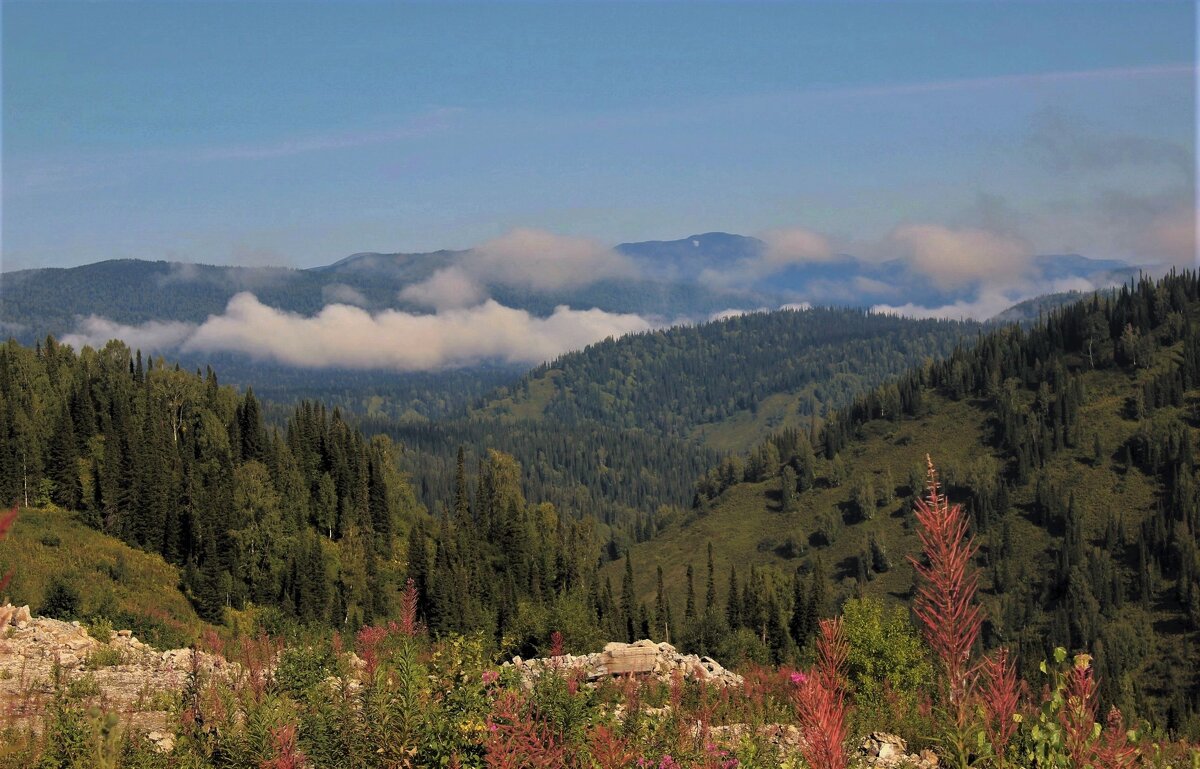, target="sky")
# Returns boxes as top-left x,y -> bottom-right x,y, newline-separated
3,0 -> 1196,274
2,1 -> 1198,370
